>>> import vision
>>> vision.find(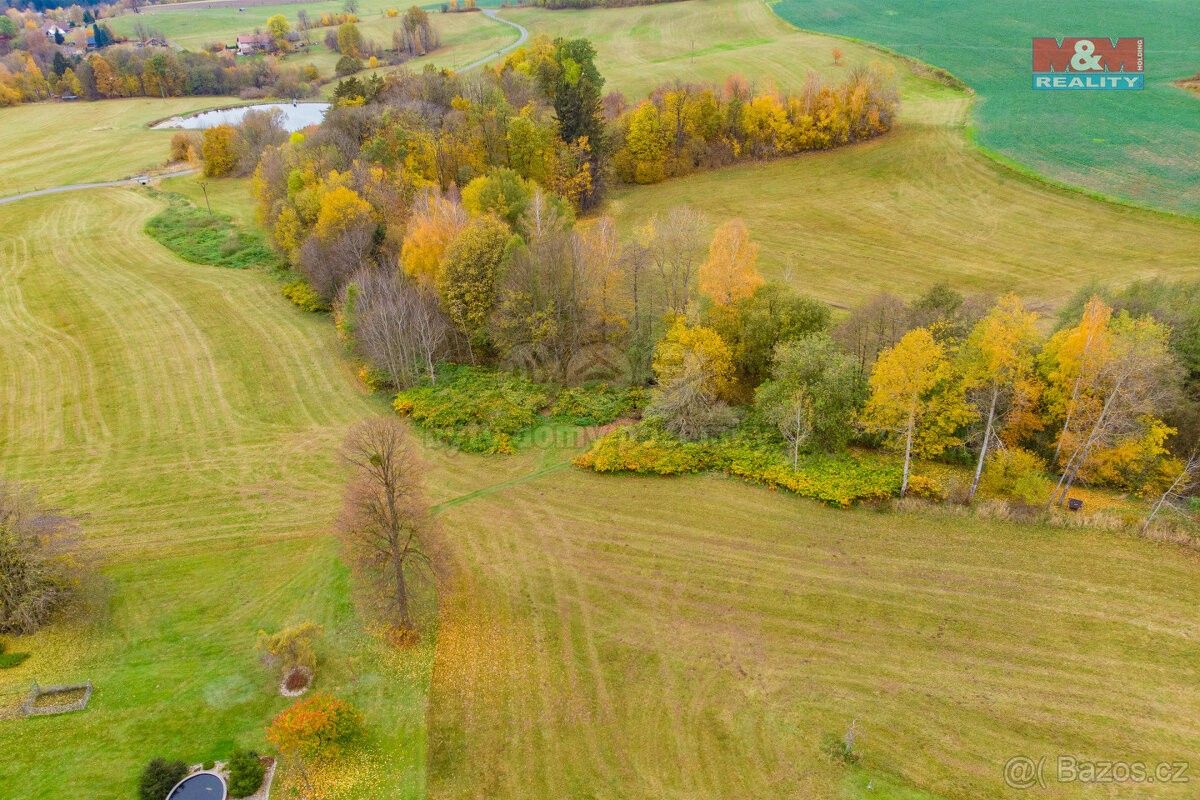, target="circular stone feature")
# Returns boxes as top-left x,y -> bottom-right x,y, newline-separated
167,772 -> 227,800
